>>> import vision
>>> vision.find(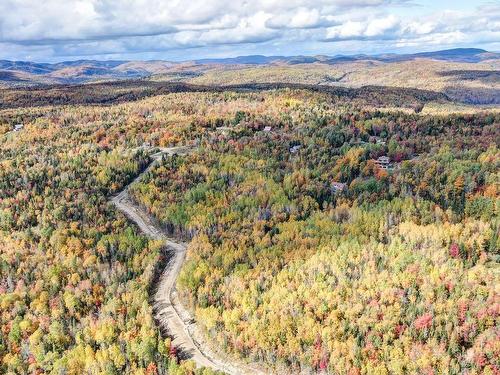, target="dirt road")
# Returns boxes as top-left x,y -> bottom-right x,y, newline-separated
111,147 -> 266,375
